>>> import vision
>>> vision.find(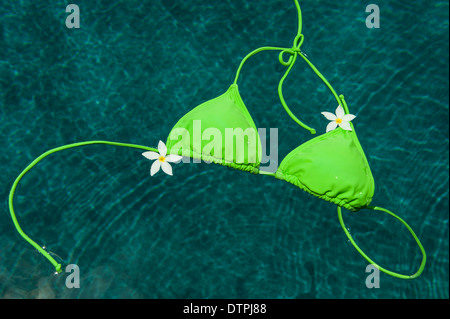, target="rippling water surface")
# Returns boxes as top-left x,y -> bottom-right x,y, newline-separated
0,0 -> 448,298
